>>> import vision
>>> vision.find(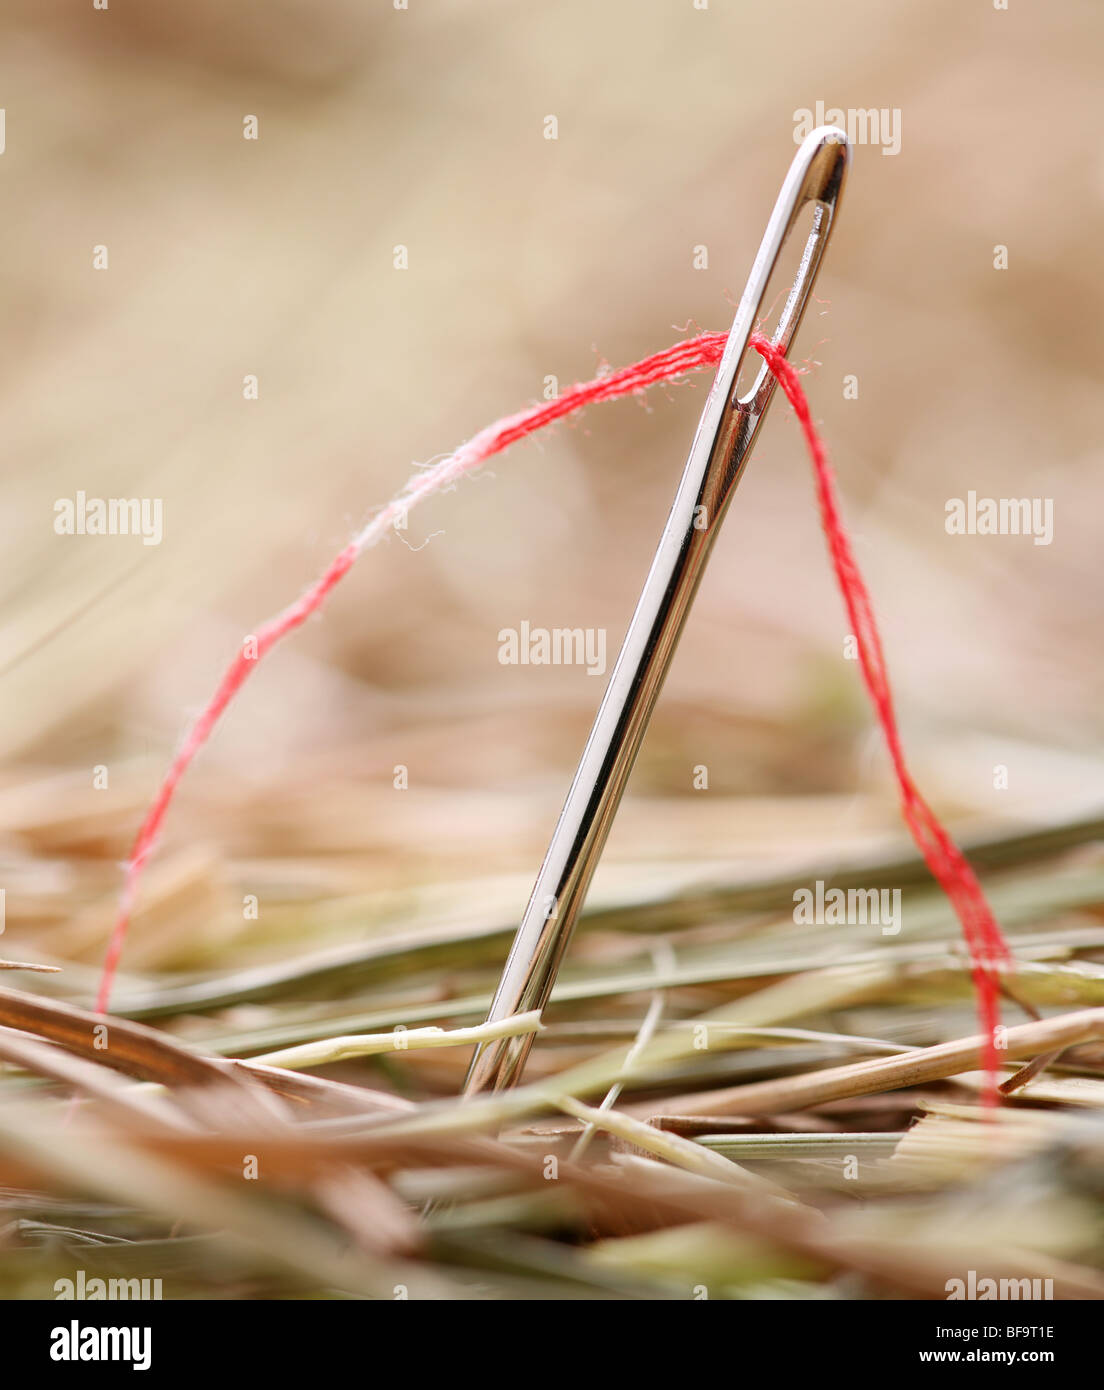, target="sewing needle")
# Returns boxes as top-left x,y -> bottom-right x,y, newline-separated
465,125 -> 851,1097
